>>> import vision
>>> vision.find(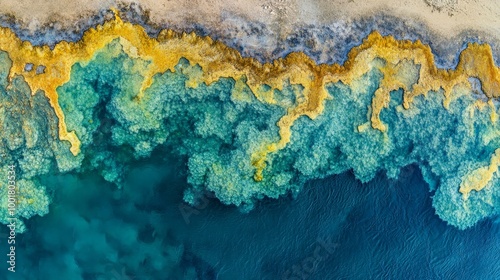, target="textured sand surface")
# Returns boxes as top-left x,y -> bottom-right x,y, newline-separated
0,0 -> 498,38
